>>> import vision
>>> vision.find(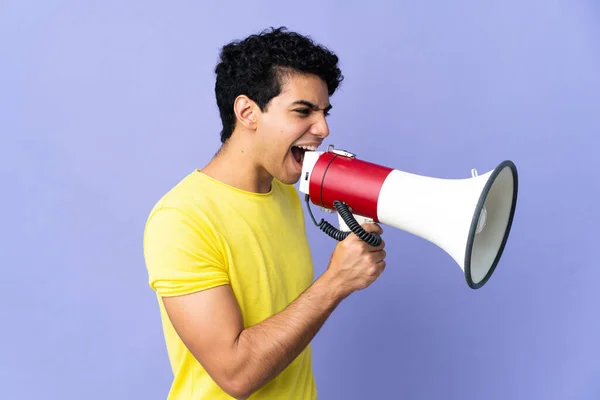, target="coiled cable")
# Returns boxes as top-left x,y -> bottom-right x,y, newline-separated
305,195 -> 382,247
